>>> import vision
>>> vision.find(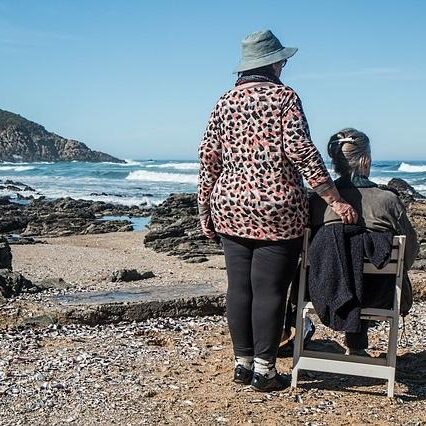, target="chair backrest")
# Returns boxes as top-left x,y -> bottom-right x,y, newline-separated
363,235 -> 406,277
304,229 -> 406,277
